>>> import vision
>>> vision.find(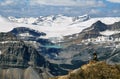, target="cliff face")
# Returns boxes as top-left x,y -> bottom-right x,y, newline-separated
0,32 -> 52,79
51,61 -> 120,79
0,33 -> 46,68
0,67 -> 43,79
0,66 -> 52,79
108,21 -> 120,30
